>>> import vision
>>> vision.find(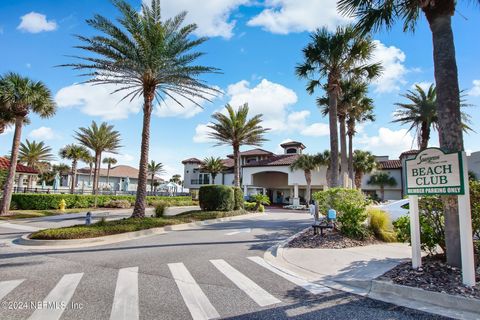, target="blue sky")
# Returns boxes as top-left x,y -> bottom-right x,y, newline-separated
0,0 -> 479,179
